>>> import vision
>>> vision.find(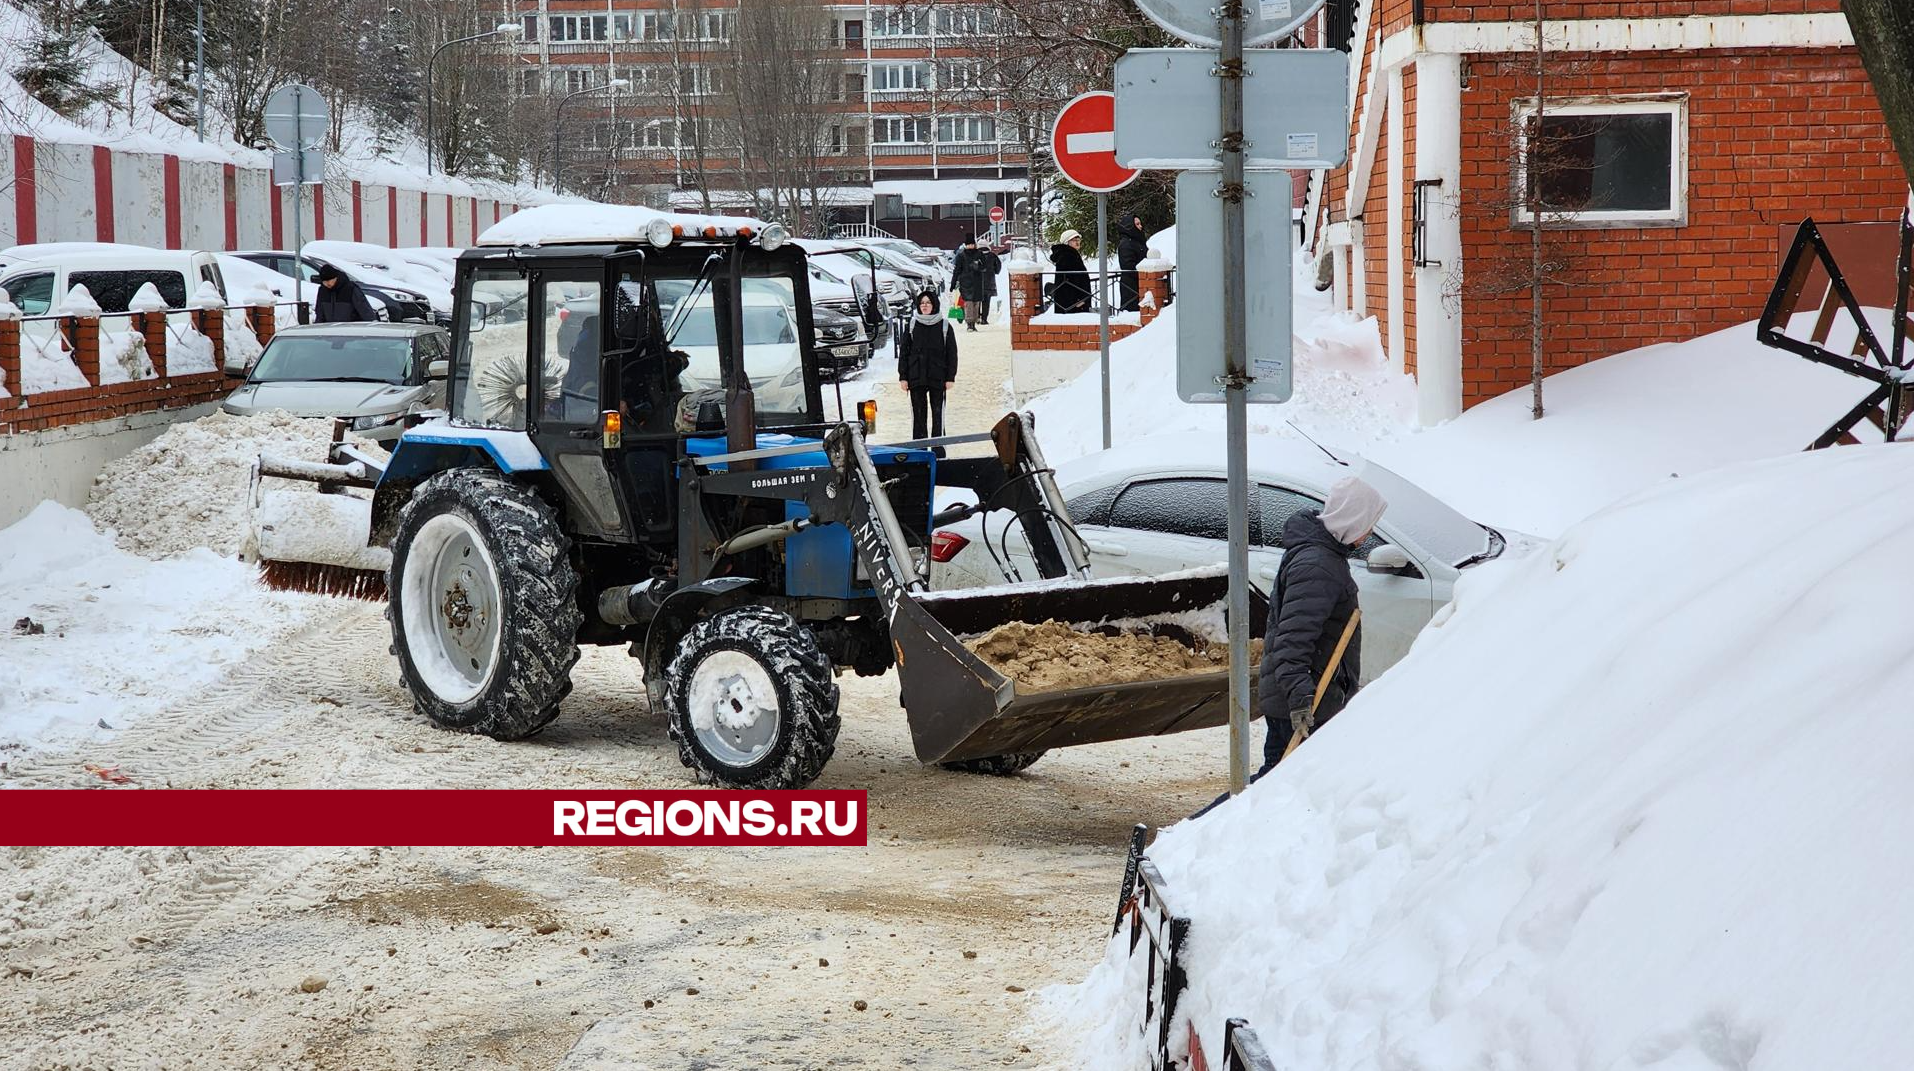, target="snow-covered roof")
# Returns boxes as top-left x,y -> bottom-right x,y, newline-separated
477,204 -> 772,247
874,178 -> 1026,206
